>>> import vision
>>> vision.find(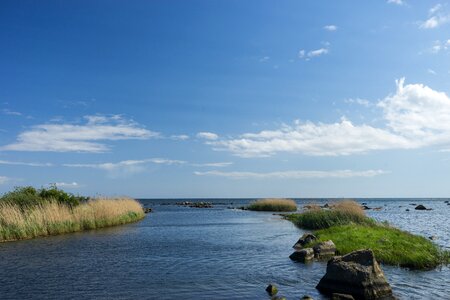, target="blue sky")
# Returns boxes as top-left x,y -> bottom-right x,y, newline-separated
1,0 -> 450,198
